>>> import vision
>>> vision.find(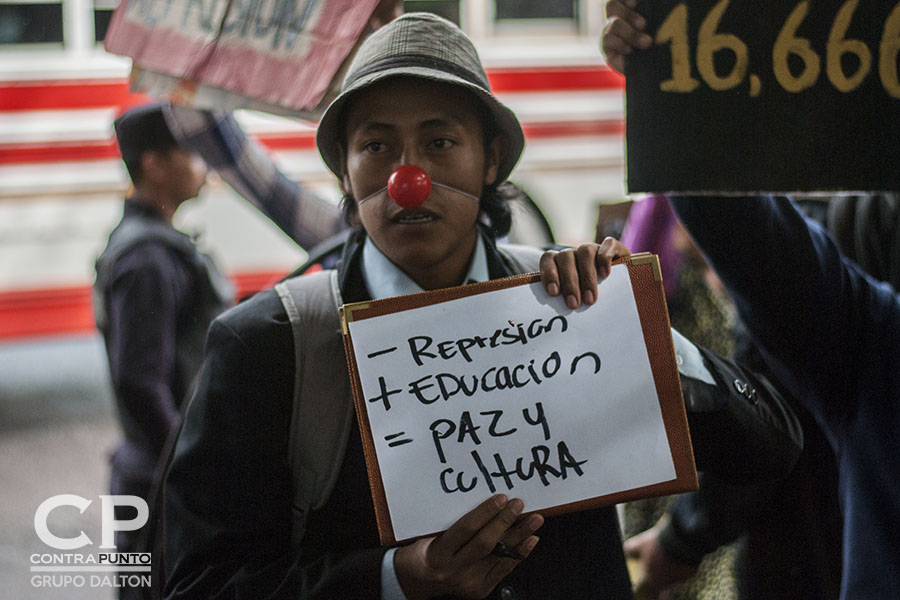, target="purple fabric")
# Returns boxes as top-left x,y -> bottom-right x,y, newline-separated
620,195 -> 684,297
